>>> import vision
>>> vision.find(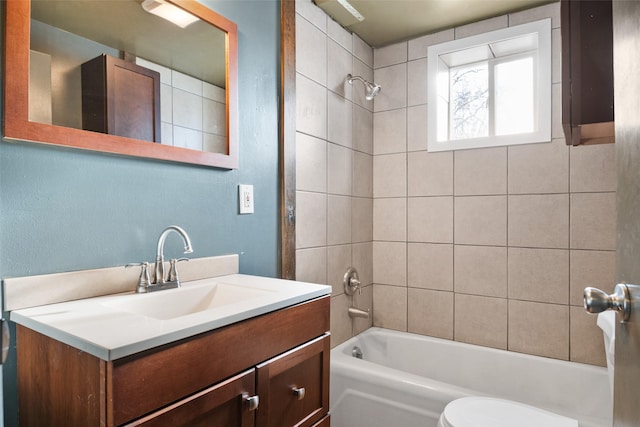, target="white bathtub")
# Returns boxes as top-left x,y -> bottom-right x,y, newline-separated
330,328 -> 612,427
